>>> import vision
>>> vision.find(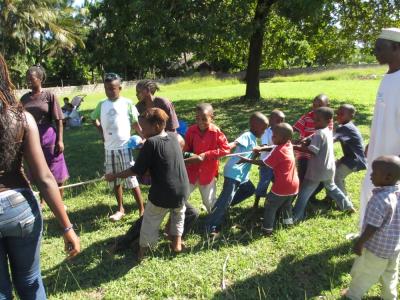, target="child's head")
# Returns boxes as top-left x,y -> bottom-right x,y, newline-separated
249,112 -> 269,138
104,73 -> 122,100
371,155 -> 400,187
195,103 -> 214,132
312,94 -> 329,111
313,107 -> 333,129
336,104 -> 356,125
139,108 -> 169,138
63,97 -> 70,104
272,123 -> 293,145
136,80 -> 160,102
269,109 -> 285,128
